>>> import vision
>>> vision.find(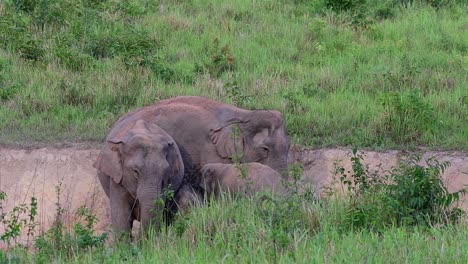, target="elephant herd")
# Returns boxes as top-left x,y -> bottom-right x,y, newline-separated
93,96 -> 291,238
